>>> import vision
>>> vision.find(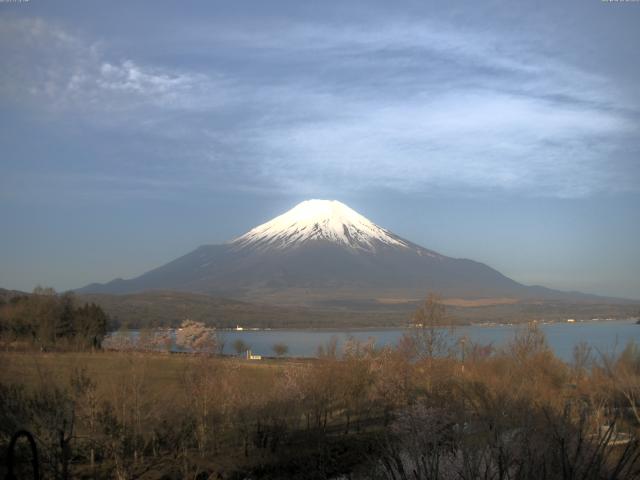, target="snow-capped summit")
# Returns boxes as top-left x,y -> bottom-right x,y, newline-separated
232,199 -> 409,252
